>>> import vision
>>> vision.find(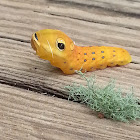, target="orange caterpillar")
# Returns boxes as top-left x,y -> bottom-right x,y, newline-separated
31,29 -> 131,74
